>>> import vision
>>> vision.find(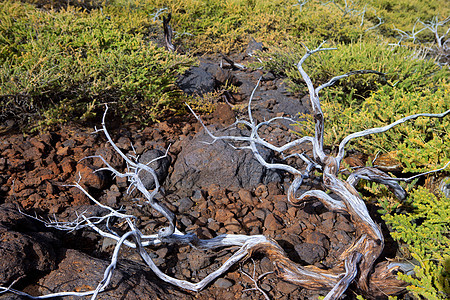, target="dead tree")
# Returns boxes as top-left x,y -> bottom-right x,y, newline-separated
189,41 -> 450,298
2,43 -> 449,300
163,13 -> 175,52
